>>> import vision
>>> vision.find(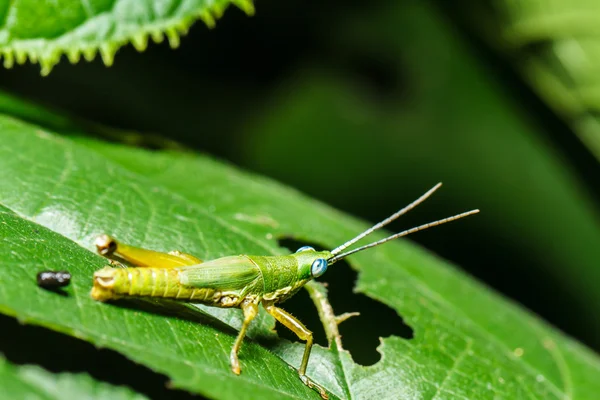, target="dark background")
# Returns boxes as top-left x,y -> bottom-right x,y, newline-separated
2,0 -> 600,397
